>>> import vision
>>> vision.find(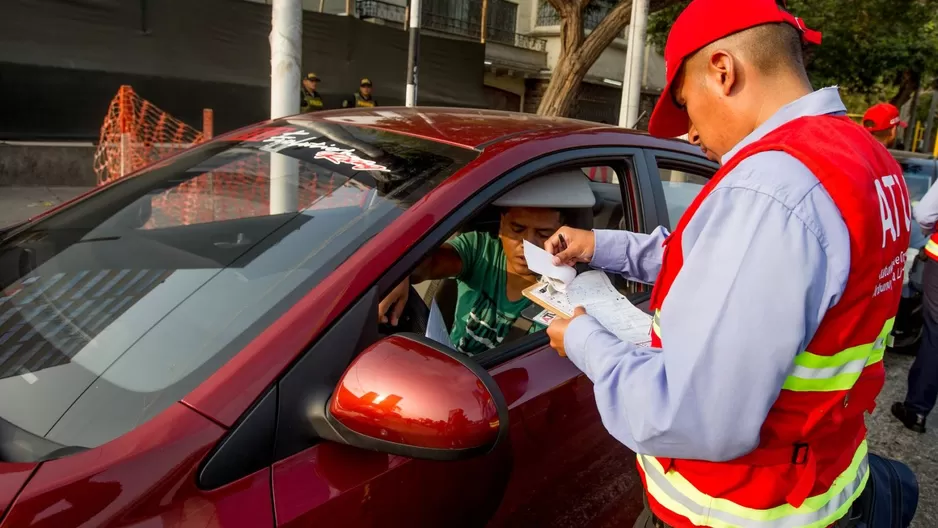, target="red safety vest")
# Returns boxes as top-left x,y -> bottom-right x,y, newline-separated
642,115 -> 910,528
